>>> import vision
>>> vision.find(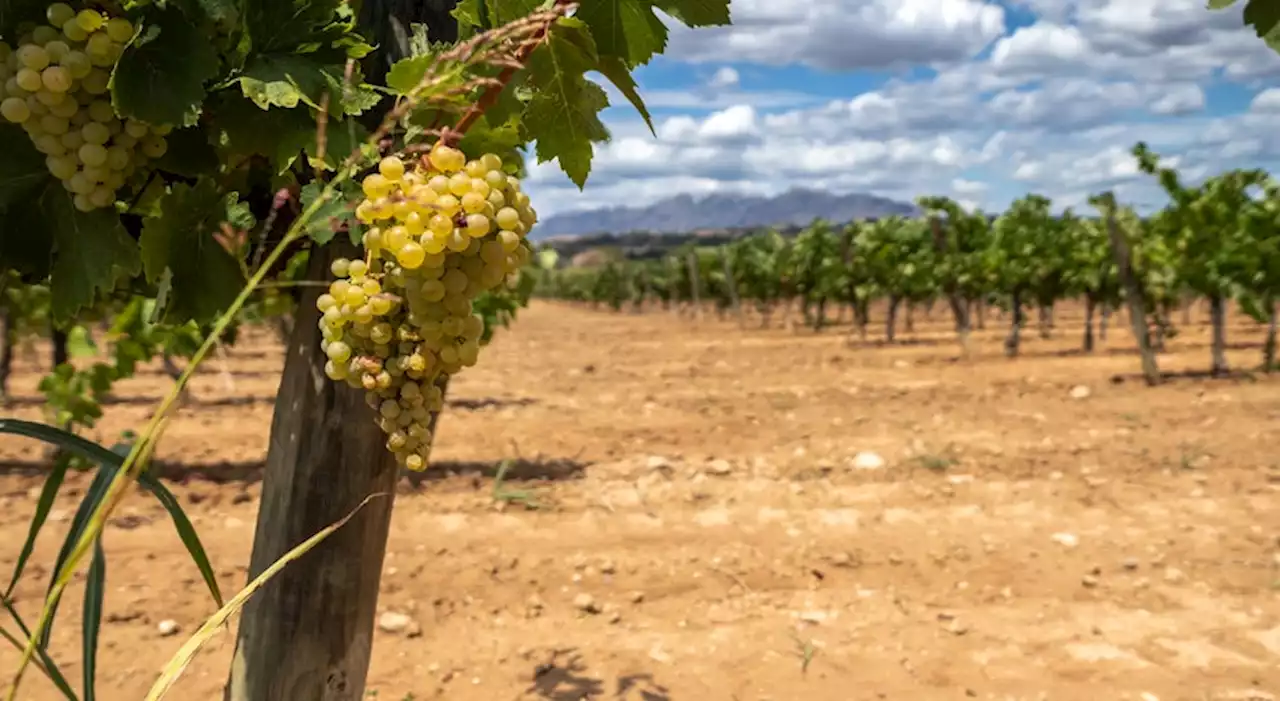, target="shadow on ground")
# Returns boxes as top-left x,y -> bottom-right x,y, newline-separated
526,649 -> 672,701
